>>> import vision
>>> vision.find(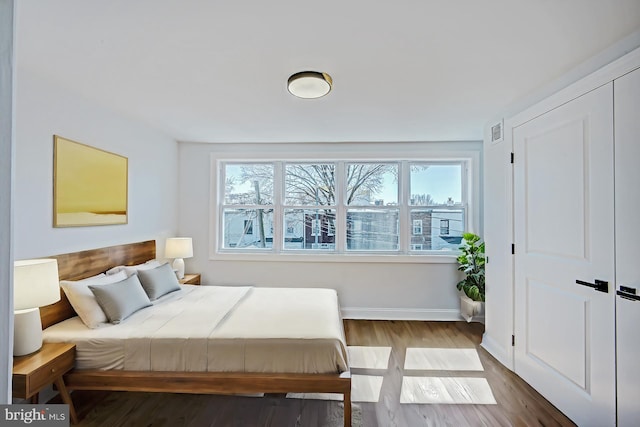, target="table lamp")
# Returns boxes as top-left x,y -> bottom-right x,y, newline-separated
13,259 -> 61,356
165,237 -> 193,280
